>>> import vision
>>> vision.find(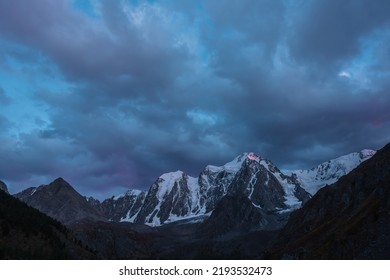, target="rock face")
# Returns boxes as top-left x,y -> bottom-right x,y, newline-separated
286,149 -> 376,195
15,178 -> 106,225
227,155 -> 310,212
0,180 -> 9,194
100,190 -> 146,222
199,194 -> 265,237
269,144 -> 390,259
135,171 -> 204,225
